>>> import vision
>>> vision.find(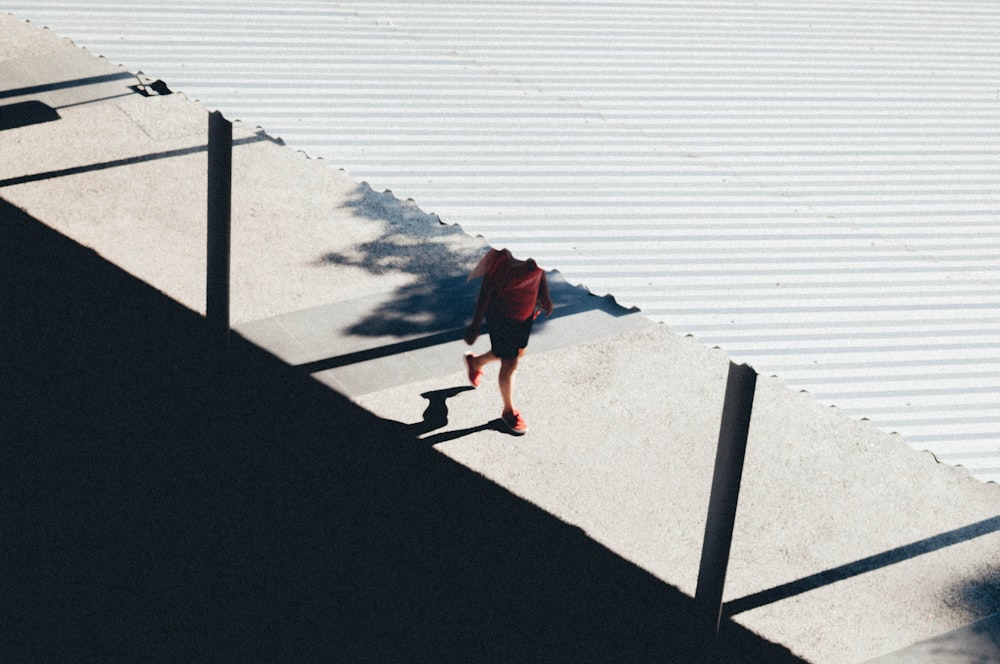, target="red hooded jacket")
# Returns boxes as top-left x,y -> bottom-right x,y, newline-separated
469,248 -> 545,321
